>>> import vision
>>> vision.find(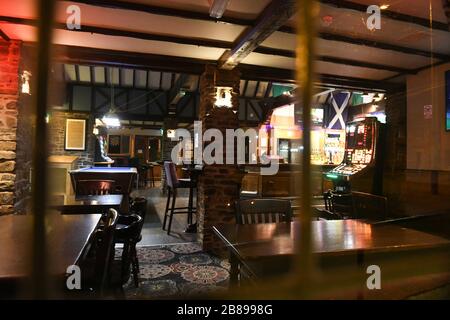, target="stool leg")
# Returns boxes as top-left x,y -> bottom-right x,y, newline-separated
121,242 -> 131,283
150,168 -> 155,187
163,188 -> 171,230
187,186 -> 194,224
131,243 -> 139,288
167,189 -> 177,235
